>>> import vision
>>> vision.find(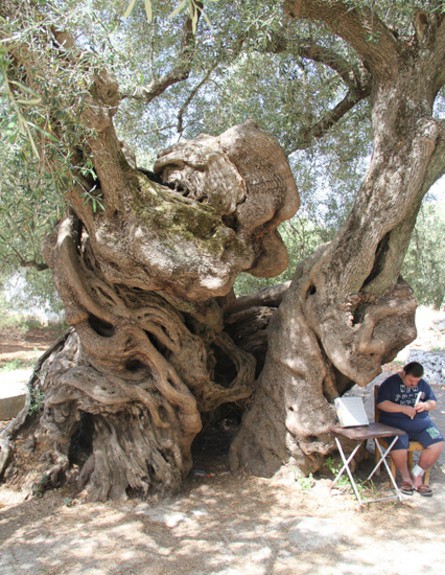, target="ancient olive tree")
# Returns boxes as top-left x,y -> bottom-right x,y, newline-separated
1,0 -> 445,499
230,0 -> 445,476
